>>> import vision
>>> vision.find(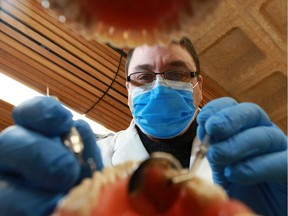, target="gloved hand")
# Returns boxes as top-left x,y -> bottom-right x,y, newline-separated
0,96 -> 103,216
197,97 -> 287,216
